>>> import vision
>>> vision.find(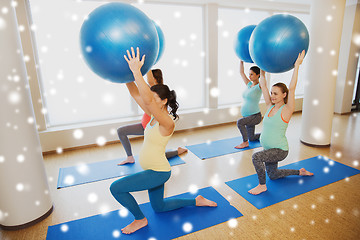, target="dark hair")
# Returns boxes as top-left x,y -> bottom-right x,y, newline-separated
150,84 -> 179,120
272,82 -> 289,104
151,69 -> 163,85
250,66 -> 260,75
